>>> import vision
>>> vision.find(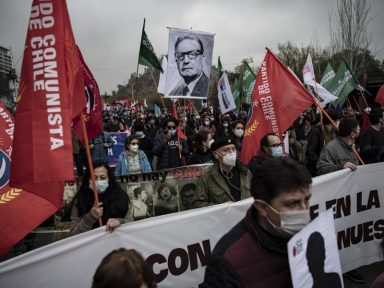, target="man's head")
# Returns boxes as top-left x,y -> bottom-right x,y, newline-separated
323,109 -> 342,131
180,183 -> 196,210
338,117 -> 360,143
260,132 -> 283,158
174,35 -> 204,84
369,108 -> 384,126
252,157 -> 312,239
211,137 -> 237,169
